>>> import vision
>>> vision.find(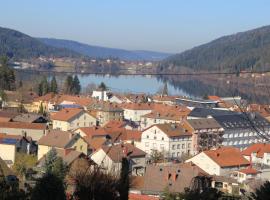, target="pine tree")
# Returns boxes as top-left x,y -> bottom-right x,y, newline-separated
119,157 -> 130,200
162,82 -> 168,96
72,75 -> 81,95
50,76 -> 58,94
38,103 -> 45,115
41,76 -> 49,95
64,75 -> 73,94
98,82 -> 107,91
